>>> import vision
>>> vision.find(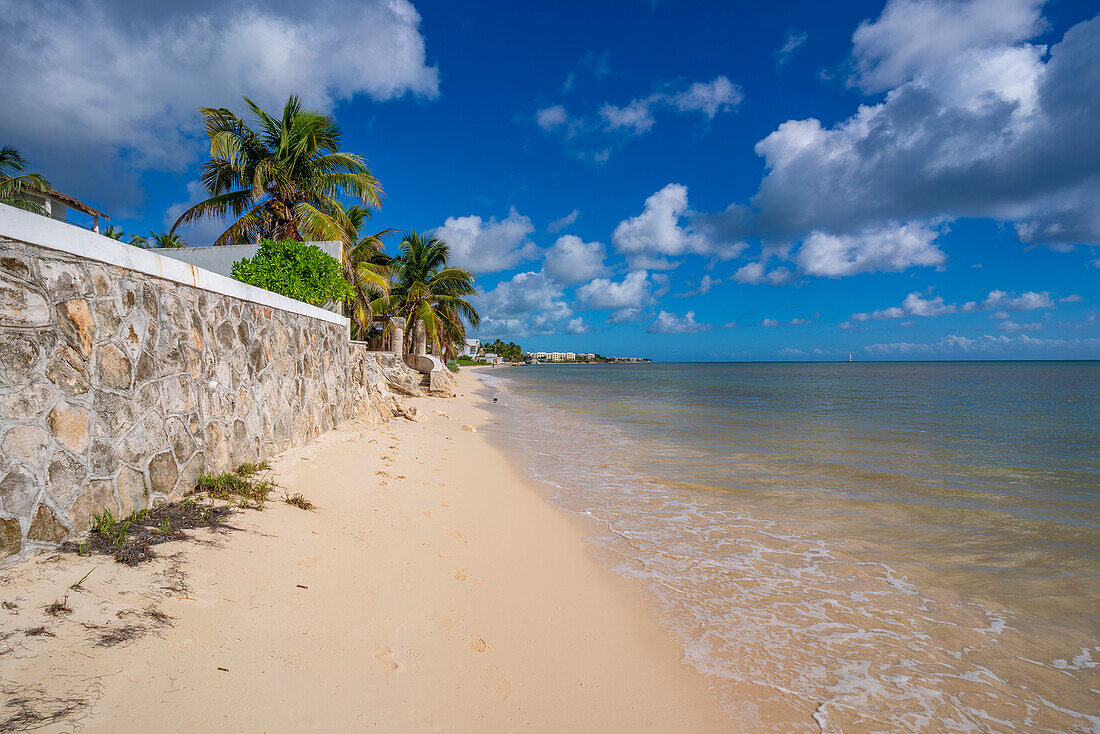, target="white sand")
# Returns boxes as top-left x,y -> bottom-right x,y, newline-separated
0,369 -> 738,732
